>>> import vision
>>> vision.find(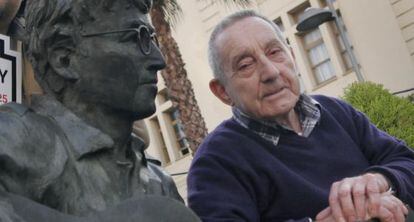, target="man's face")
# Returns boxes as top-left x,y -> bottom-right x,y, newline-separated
215,17 -> 300,120
70,1 -> 165,120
